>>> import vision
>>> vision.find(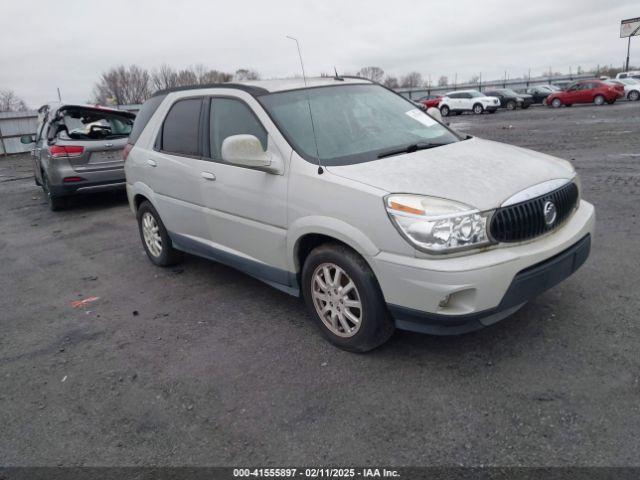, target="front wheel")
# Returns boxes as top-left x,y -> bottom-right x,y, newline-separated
628,90 -> 640,101
594,95 -> 605,106
551,98 -> 562,108
301,243 -> 394,352
440,105 -> 450,117
472,103 -> 484,114
136,201 -> 182,267
506,100 -> 517,110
